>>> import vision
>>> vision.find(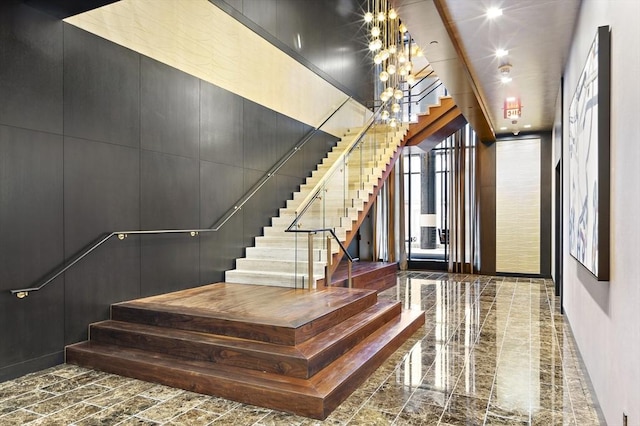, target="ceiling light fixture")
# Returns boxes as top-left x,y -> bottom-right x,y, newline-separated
487,7 -> 503,19
524,124 -> 532,128
364,0 -> 416,125
496,48 -> 509,57
498,62 -> 512,83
